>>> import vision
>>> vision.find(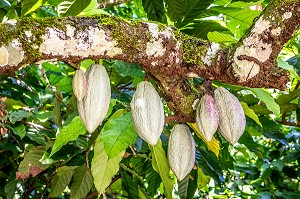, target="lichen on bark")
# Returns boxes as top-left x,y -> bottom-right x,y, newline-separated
0,0 -> 300,121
